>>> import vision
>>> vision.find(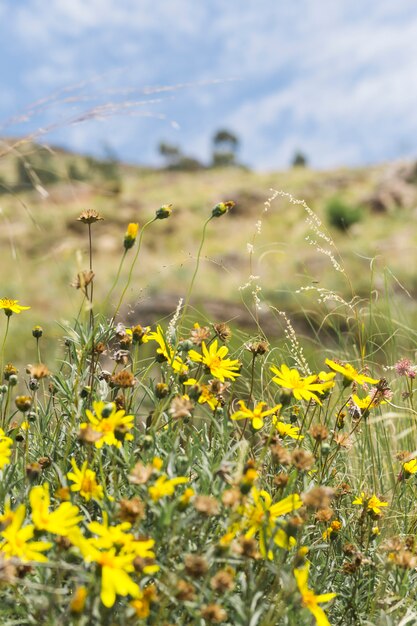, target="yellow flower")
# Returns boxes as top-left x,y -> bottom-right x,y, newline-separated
235,487 -> 302,558
294,562 -> 336,626
322,520 -> 342,541
130,584 -> 157,618
352,492 -> 388,516
30,483 -> 82,536
188,340 -> 240,382
231,400 -> 281,430
179,487 -> 195,507
184,378 -> 221,411
86,514 -> 158,572
0,504 -> 52,562
350,394 -> 386,412
147,325 -> 188,374
88,544 -> 140,608
0,429 -> 13,470
325,359 -> 379,386
270,365 -> 330,404
80,401 -> 134,448
155,204 -> 173,219
272,418 -> 304,440
124,223 -> 139,250
0,298 -> 30,316
148,474 -> 188,502
69,586 -> 88,613
67,459 -> 104,501
152,457 -> 164,471
403,459 -> 417,476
